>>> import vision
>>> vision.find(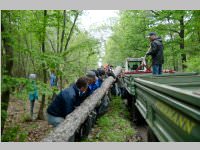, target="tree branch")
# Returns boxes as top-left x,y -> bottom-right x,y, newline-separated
48,37 -> 56,52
